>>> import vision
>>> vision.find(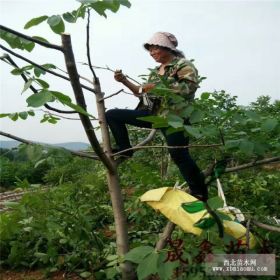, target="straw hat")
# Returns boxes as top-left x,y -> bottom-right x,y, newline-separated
144,32 -> 179,52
